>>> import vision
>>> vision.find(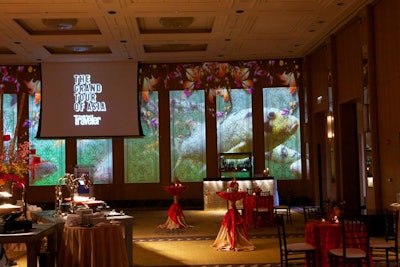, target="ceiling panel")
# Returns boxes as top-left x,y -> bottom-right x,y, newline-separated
0,0 -> 373,64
